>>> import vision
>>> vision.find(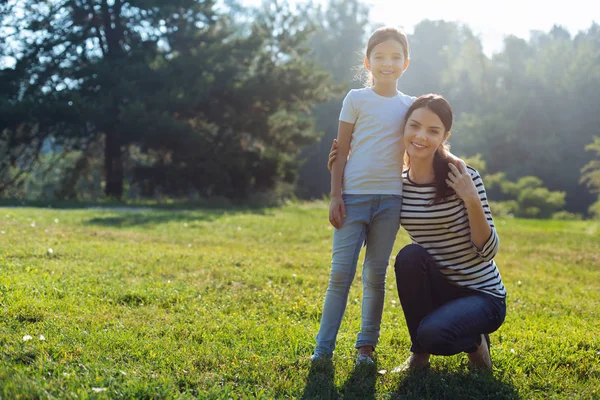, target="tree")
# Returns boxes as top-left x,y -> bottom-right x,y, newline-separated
2,0 -> 335,200
452,23 -> 600,213
2,1 -> 223,198
581,136 -> 600,217
129,0 -> 336,199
